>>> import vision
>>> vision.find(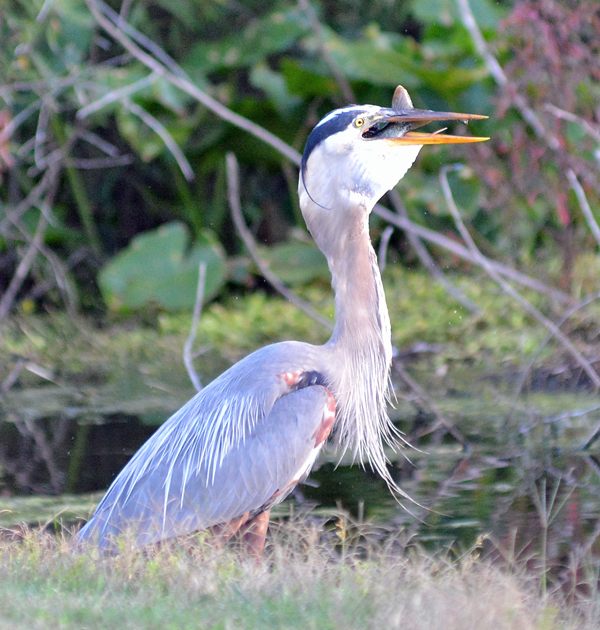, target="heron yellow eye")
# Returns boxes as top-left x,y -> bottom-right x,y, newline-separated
354,117 -> 365,128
